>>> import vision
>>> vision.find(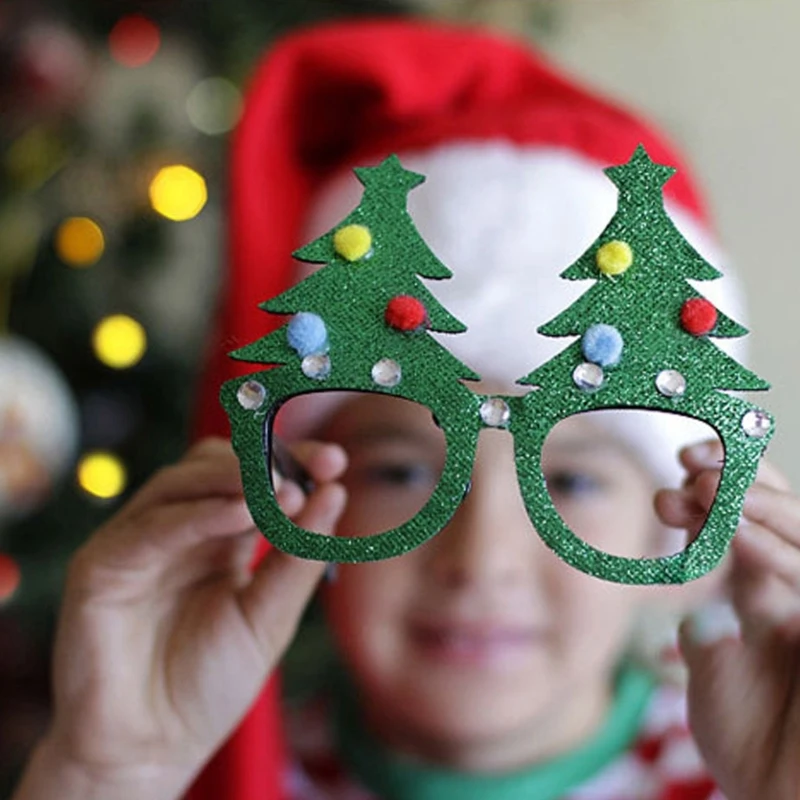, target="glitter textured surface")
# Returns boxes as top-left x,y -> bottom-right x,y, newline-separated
221,156 -> 481,564
517,146 -> 773,583
221,149 -> 774,584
